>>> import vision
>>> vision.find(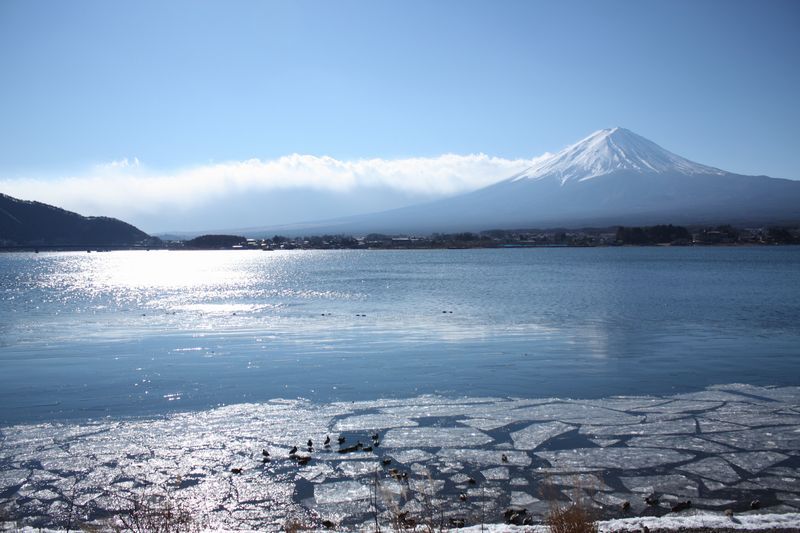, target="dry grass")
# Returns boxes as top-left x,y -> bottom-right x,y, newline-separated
108,485 -> 204,533
541,475 -> 599,533
546,503 -> 598,533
